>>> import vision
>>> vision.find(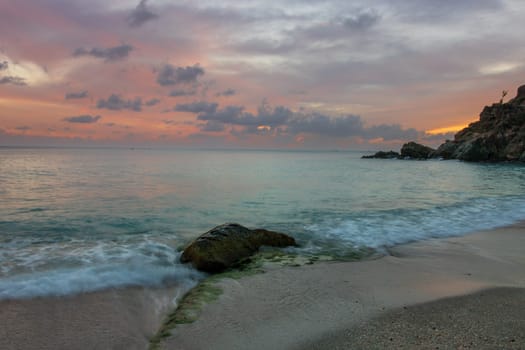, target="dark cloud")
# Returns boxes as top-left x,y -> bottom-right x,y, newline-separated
0,61 -> 8,71
215,88 -> 236,97
157,64 -> 204,86
421,131 -> 456,144
200,121 -> 226,132
127,0 -> 159,27
15,126 -> 31,131
105,123 -> 116,127
197,103 -> 419,140
65,90 -> 88,99
97,94 -> 142,111
145,98 -> 160,106
197,104 -> 293,127
163,119 -> 177,125
63,115 -> 101,123
343,11 -> 381,30
365,124 -> 420,141
175,101 -> 218,114
73,45 -> 133,62
0,76 -> 27,86
287,114 -> 363,137
256,104 -> 295,127
197,105 -> 245,124
169,89 -> 197,97
287,113 -> 420,140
